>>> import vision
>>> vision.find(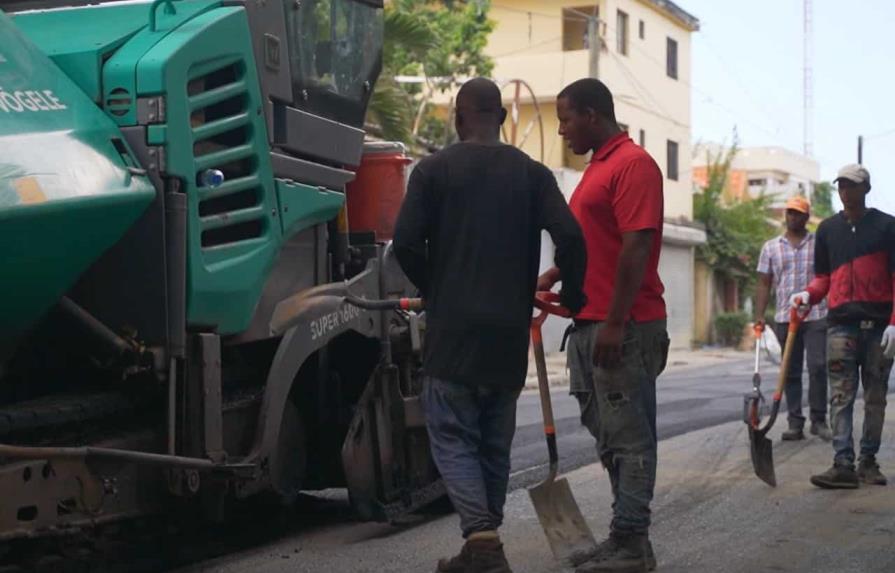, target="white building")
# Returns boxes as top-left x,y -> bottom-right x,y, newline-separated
692,143 -> 821,207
